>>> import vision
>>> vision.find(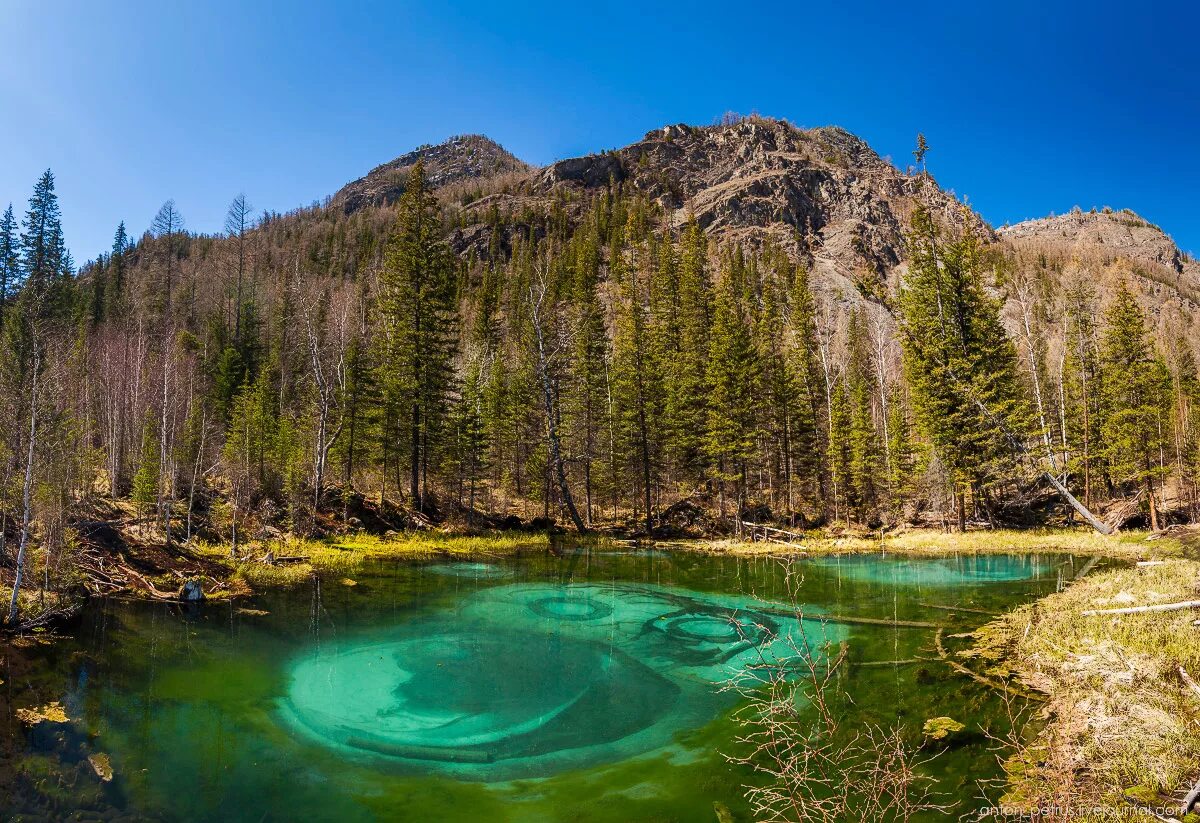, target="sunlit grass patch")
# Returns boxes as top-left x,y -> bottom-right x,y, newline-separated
206,530 -> 561,589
